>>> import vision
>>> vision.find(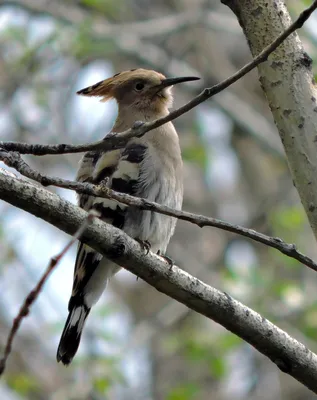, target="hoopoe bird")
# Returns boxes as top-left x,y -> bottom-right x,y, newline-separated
56,68 -> 200,365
